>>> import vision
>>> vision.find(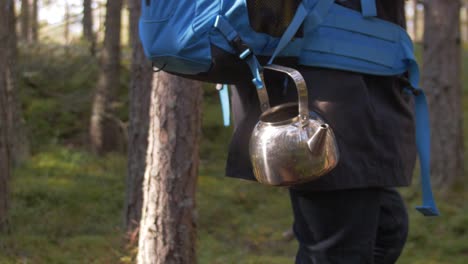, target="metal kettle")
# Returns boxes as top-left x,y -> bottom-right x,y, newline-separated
249,65 -> 340,186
